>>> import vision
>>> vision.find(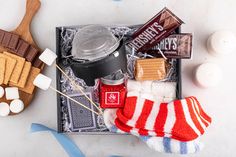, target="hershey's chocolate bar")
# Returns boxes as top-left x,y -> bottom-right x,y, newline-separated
147,33 -> 193,59
127,7 -> 183,52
